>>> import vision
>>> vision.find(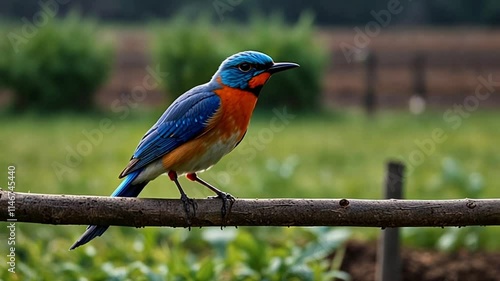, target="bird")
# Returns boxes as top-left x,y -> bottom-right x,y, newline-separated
69,50 -> 299,250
